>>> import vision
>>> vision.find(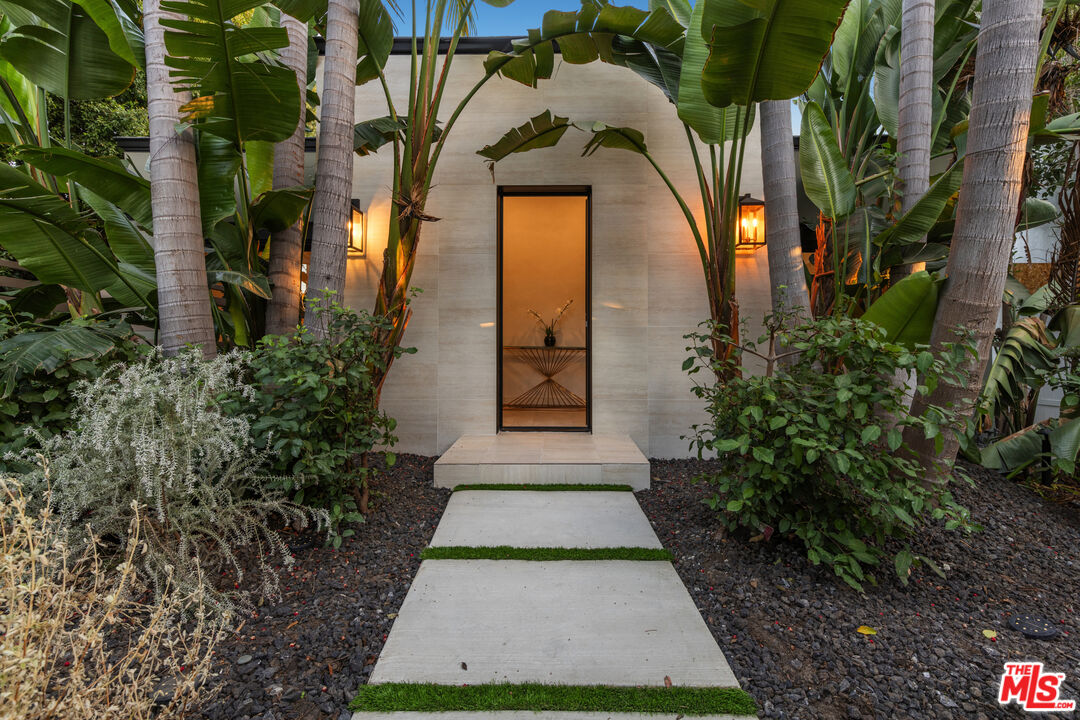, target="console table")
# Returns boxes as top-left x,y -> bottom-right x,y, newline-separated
503,345 -> 586,409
